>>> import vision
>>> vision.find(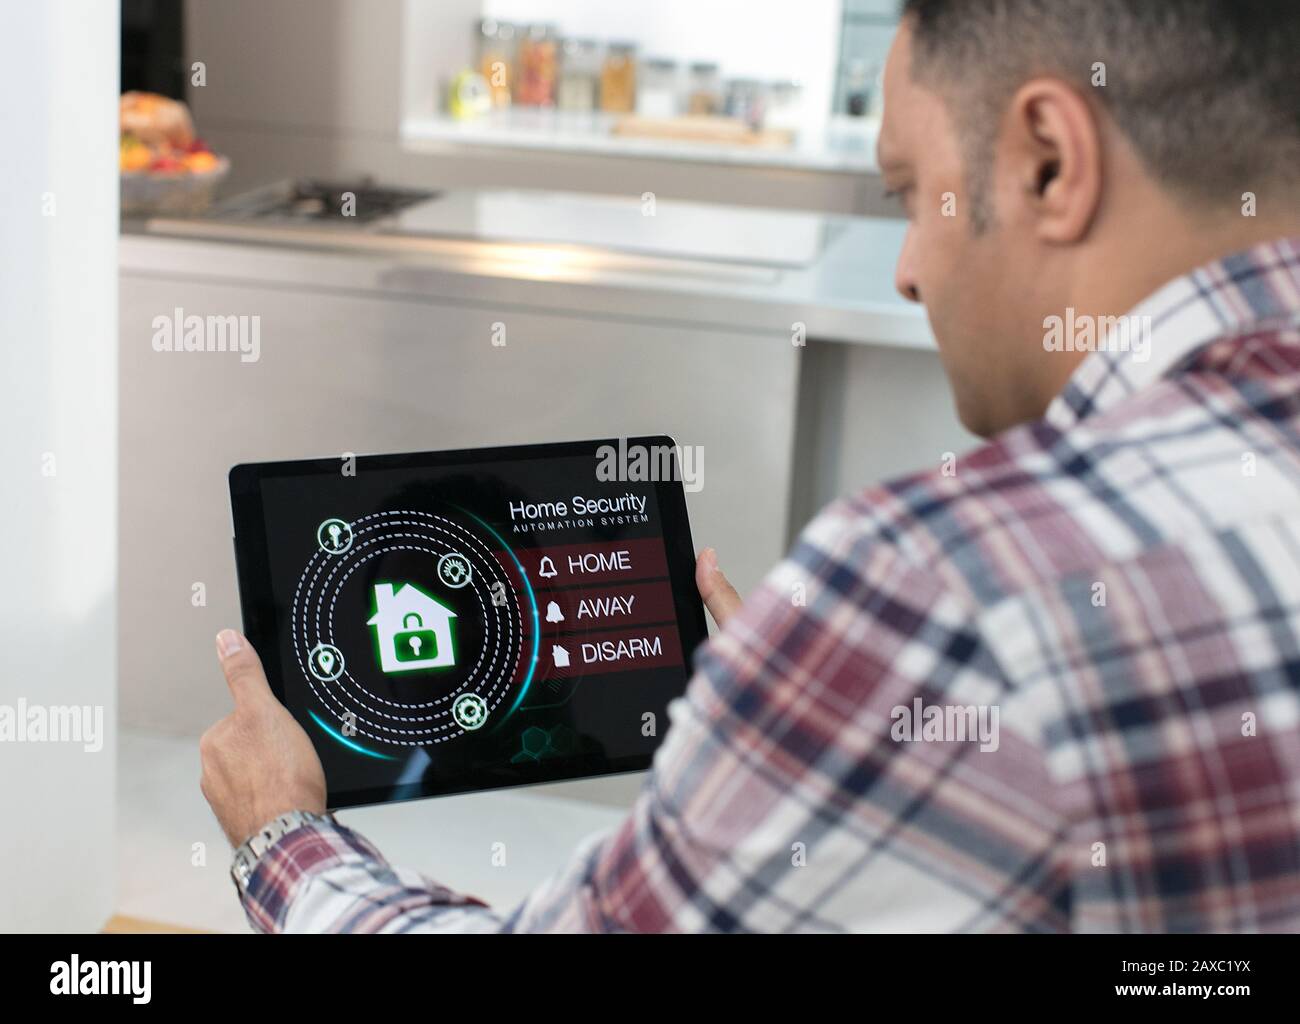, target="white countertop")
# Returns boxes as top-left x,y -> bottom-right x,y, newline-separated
126,189 -> 932,350
388,188 -> 832,266
116,730 -> 629,932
